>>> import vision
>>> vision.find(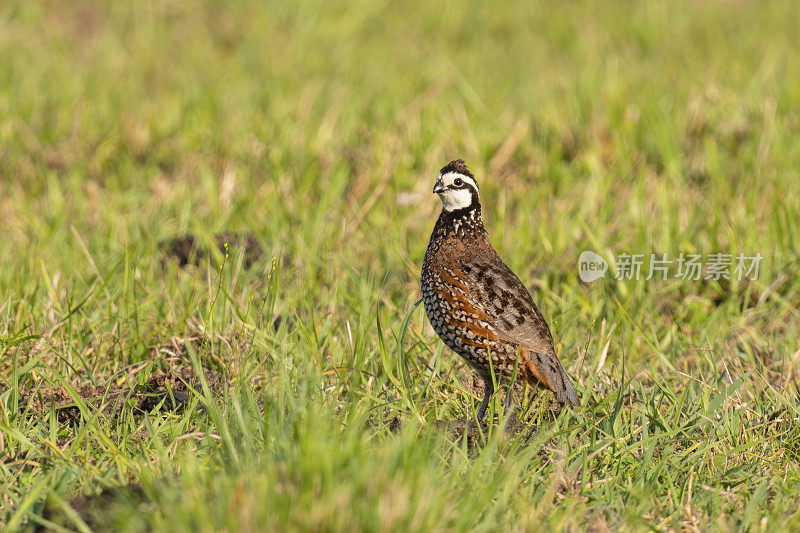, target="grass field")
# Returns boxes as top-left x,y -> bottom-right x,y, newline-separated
2,0 -> 800,530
